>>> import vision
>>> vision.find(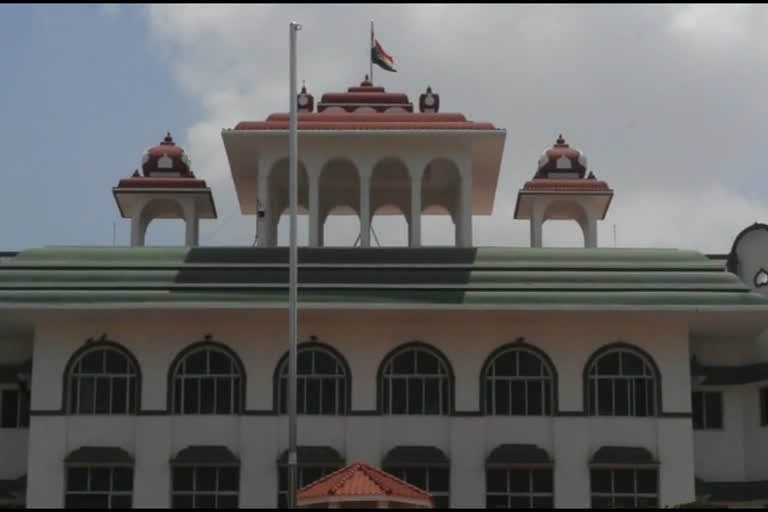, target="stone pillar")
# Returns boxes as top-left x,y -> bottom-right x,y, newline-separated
184,199 -> 199,247
130,198 -> 148,247
410,173 -> 422,248
309,169 -> 320,247
360,173 -> 371,248
530,200 -> 546,248
459,169 -> 473,248
258,171 -> 272,247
